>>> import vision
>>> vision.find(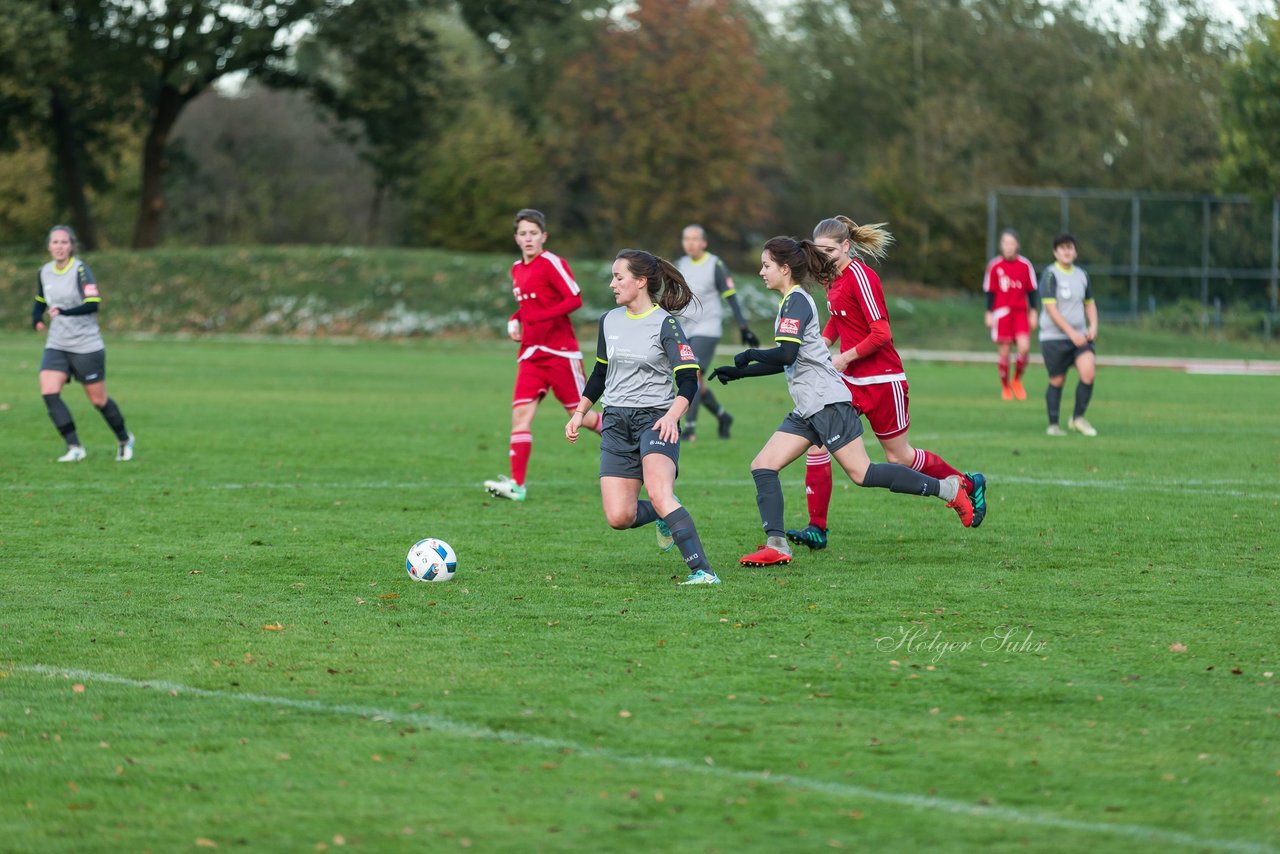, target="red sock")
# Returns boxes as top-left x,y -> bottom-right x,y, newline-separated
805,452 -> 832,529
998,356 -> 1011,386
509,431 -> 532,486
911,448 -> 970,493
1014,353 -> 1029,380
